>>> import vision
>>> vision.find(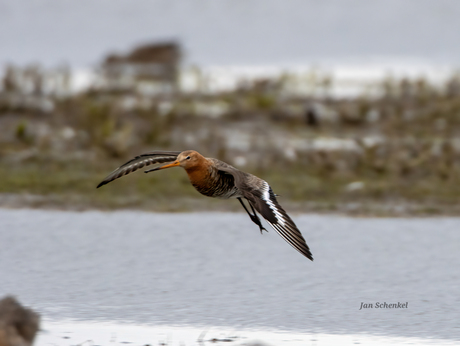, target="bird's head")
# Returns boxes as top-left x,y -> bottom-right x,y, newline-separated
145,150 -> 205,172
